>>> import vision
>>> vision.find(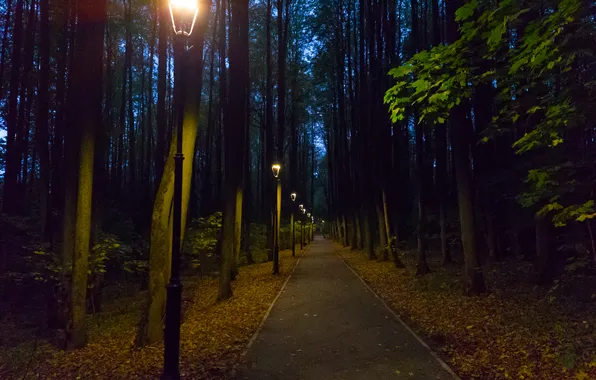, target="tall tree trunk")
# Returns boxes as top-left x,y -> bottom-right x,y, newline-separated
155,0 -> 168,183
37,0 -> 51,240
3,0 -> 24,214
219,0 -> 248,300
447,0 -> 486,294
264,0 -> 275,260
68,0 -> 107,349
